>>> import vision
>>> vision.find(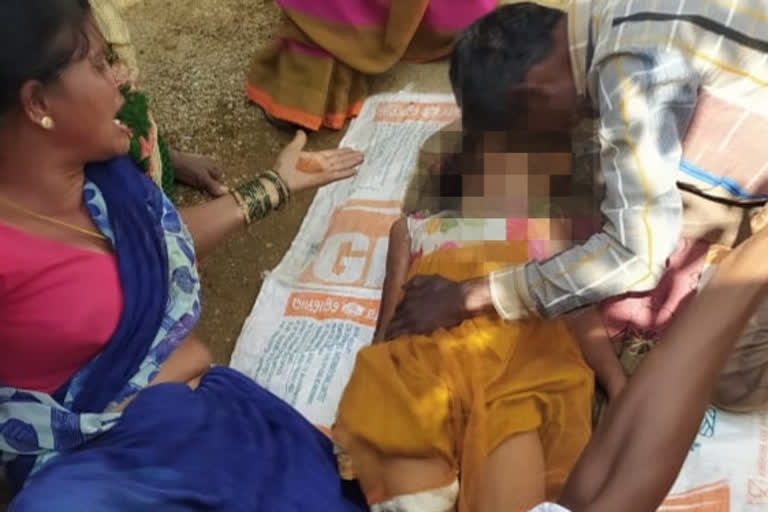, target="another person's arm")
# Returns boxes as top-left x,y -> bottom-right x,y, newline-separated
170,150 -> 229,197
180,131 -> 363,260
373,217 -> 412,342
567,307 -> 626,400
488,52 -> 695,320
386,53 -> 696,338
557,225 -> 768,512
